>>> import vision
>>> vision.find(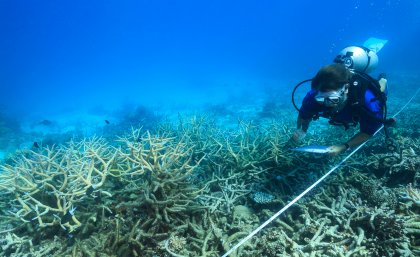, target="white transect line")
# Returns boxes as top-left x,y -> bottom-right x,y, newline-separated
221,87 -> 420,257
